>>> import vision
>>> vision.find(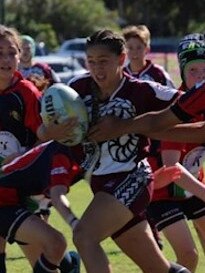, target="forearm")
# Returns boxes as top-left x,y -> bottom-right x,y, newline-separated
52,193 -> 78,230
129,108 -> 181,136
175,163 -> 205,202
150,121 -> 205,143
50,186 -> 78,229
